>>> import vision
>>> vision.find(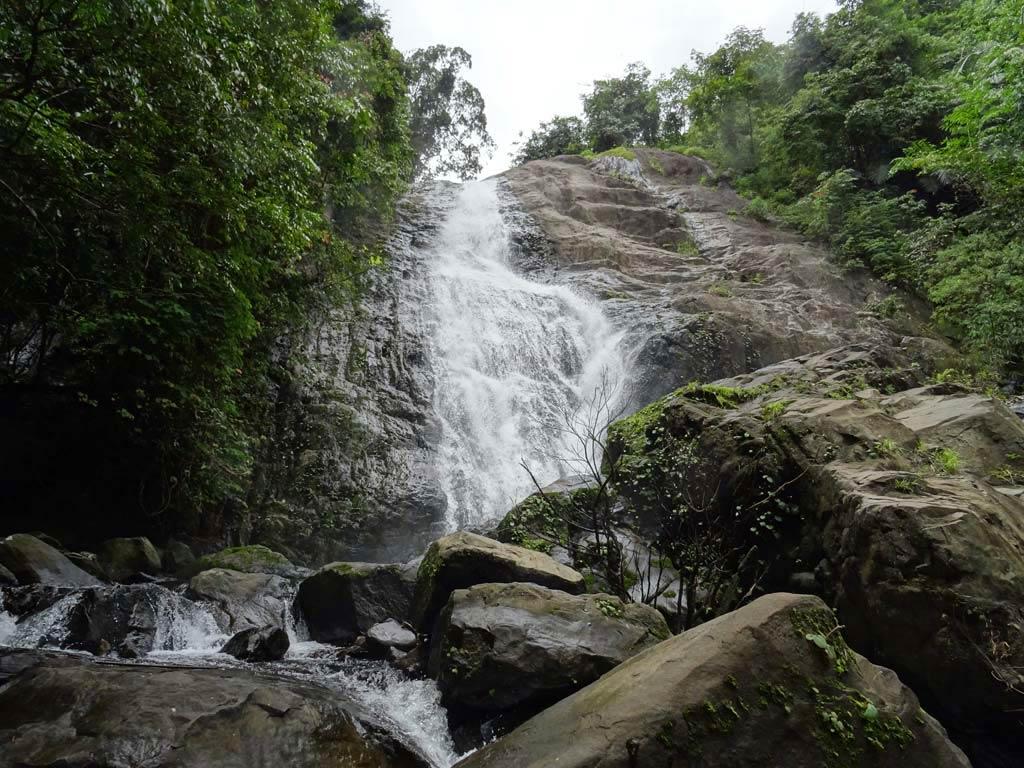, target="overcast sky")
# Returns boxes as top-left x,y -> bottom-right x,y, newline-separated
378,0 -> 838,178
